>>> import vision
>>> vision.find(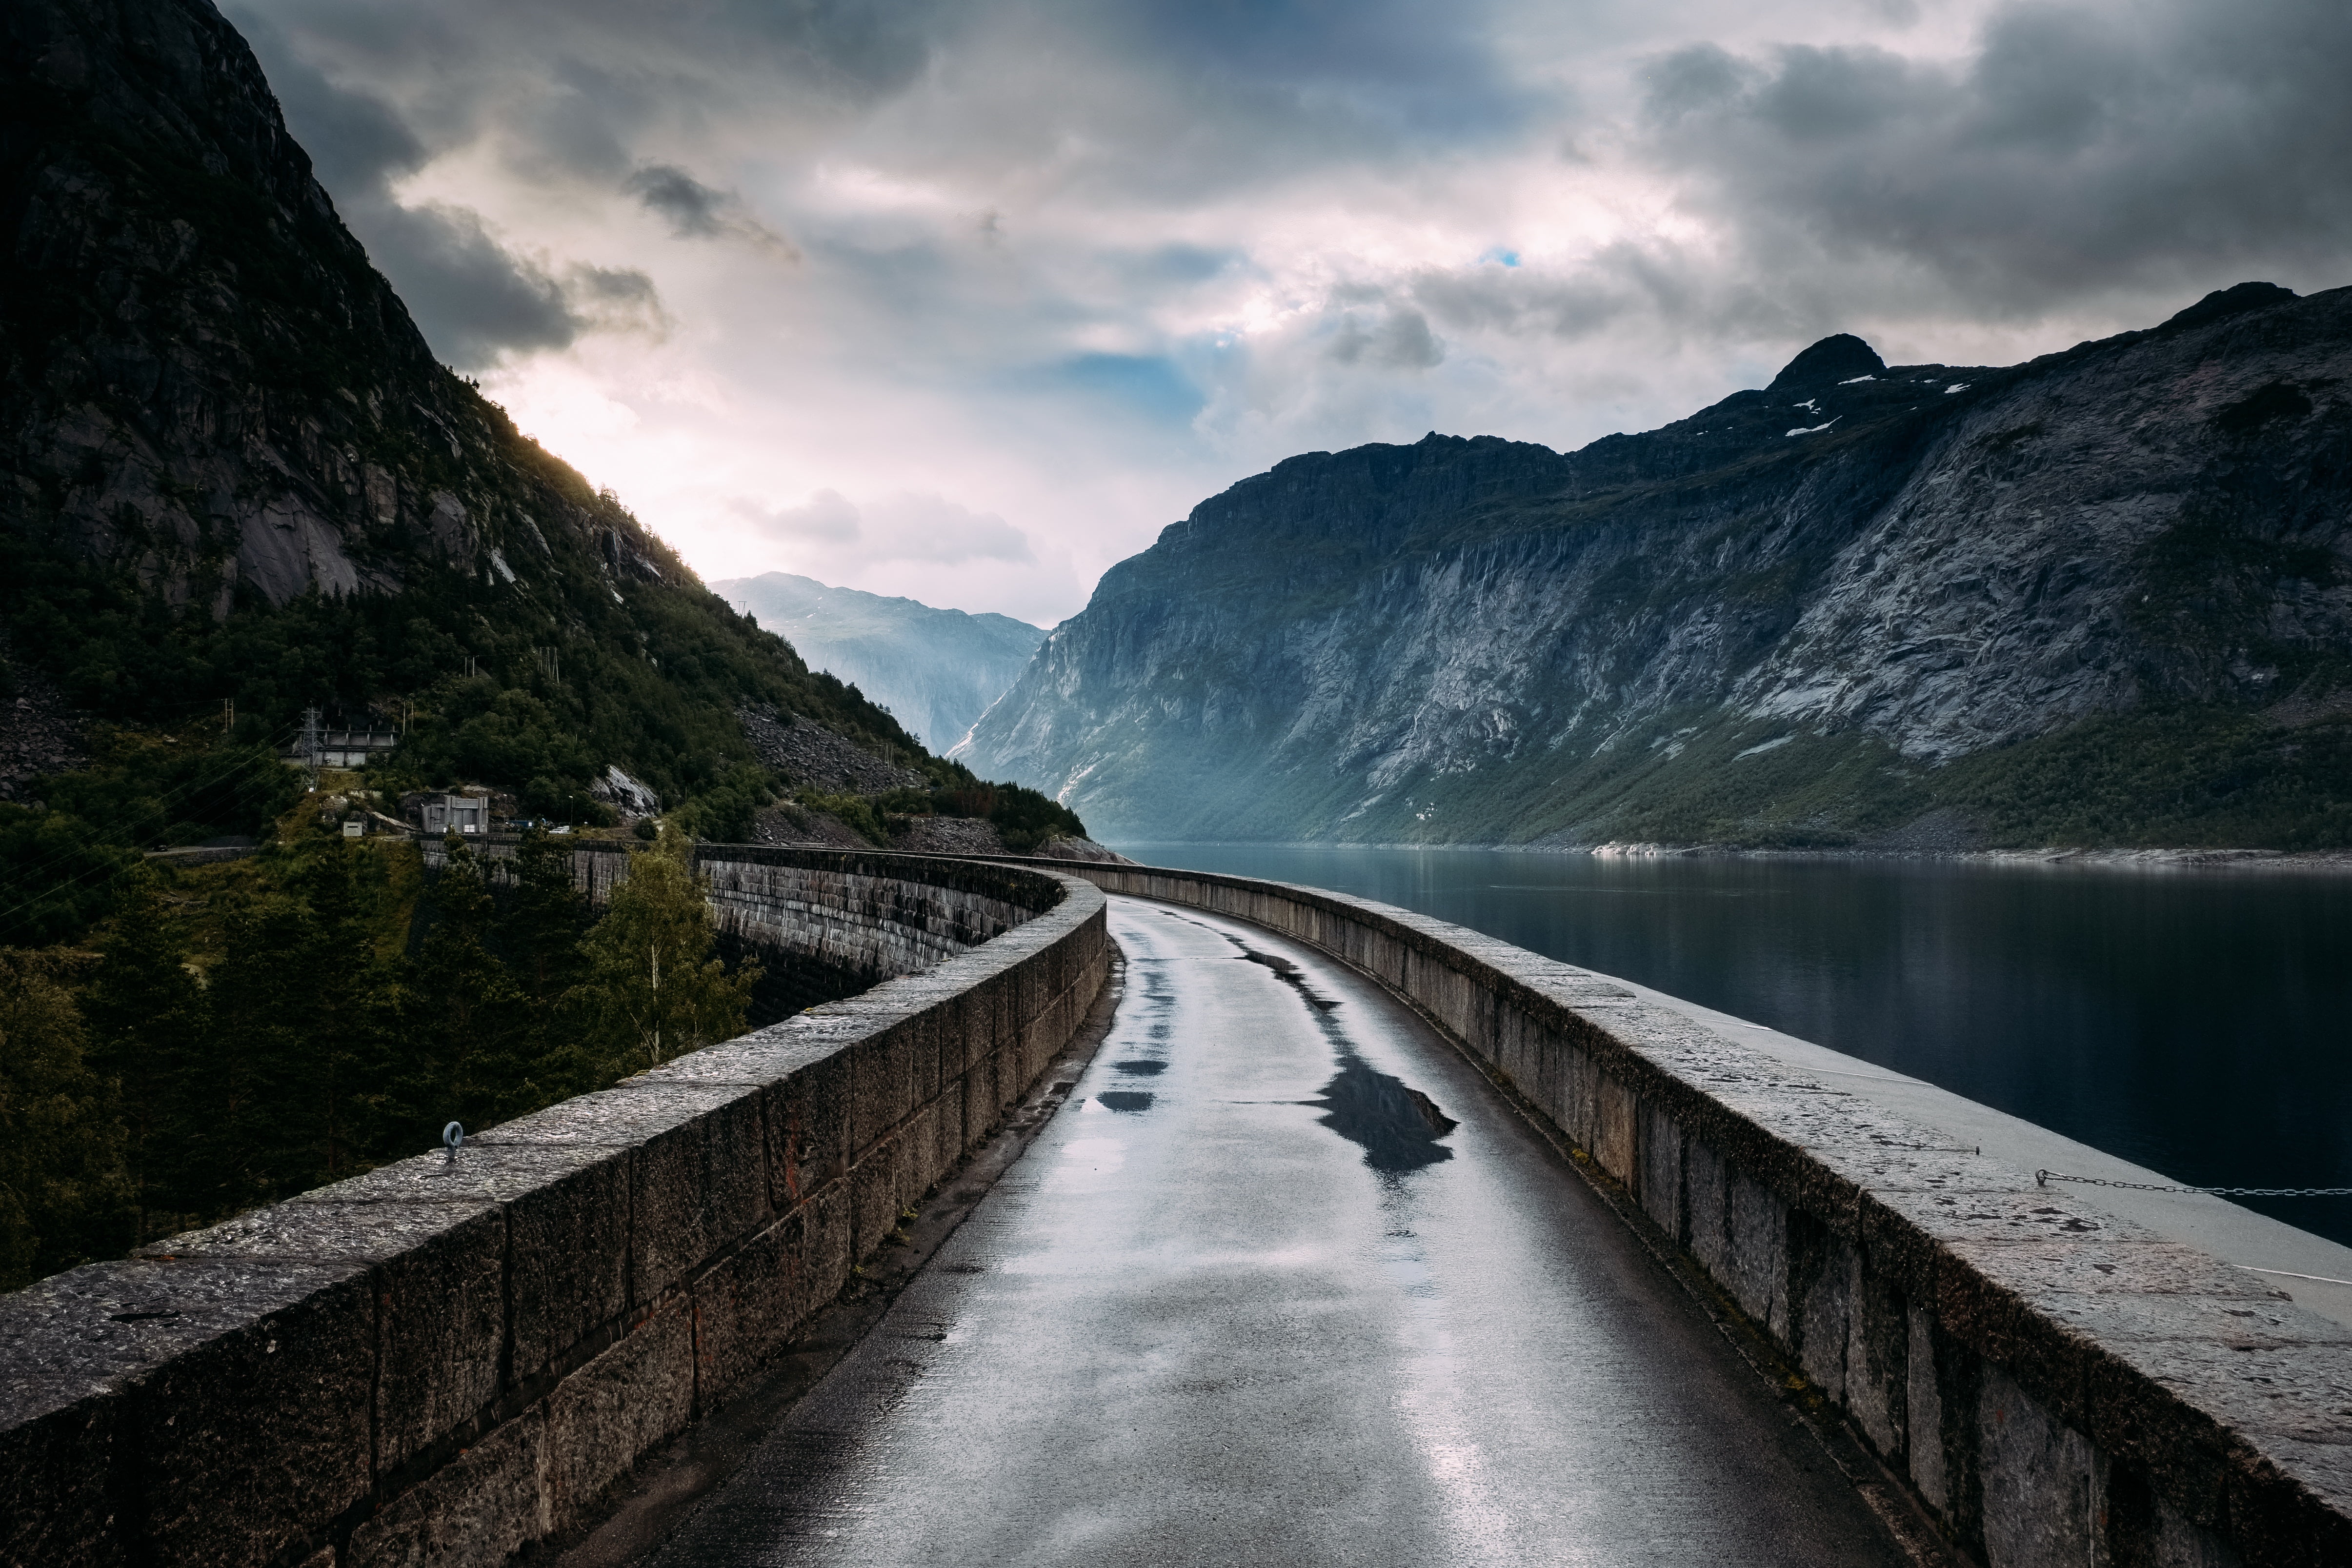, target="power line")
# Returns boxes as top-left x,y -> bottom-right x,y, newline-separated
0,723 -> 303,894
